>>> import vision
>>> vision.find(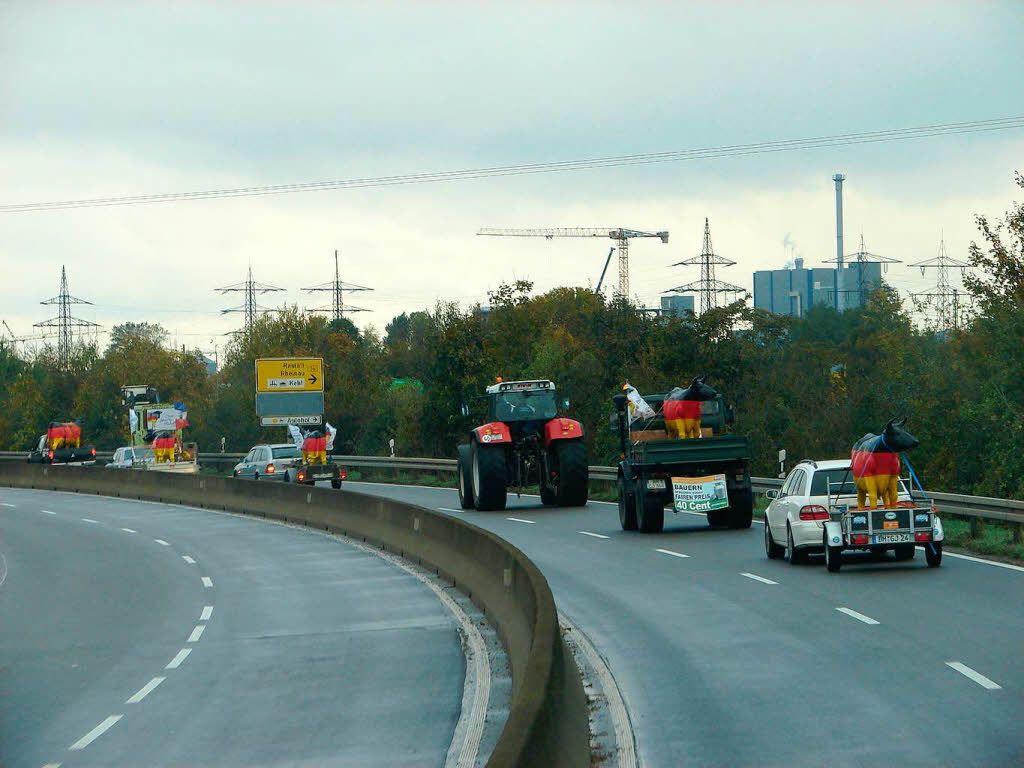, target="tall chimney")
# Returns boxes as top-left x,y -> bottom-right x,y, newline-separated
833,173 -> 845,269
